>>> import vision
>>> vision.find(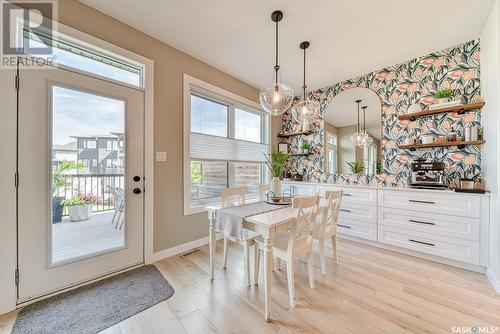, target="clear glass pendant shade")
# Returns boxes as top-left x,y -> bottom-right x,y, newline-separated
291,98 -> 320,125
351,131 -> 368,147
364,135 -> 373,147
259,82 -> 294,116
